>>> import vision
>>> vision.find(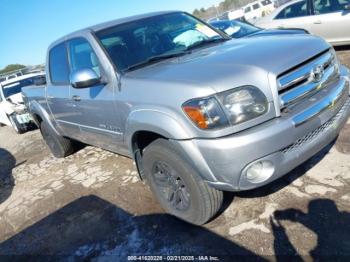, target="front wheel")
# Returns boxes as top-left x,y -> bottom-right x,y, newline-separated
142,139 -> 223,225
40,121 -> 74,158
